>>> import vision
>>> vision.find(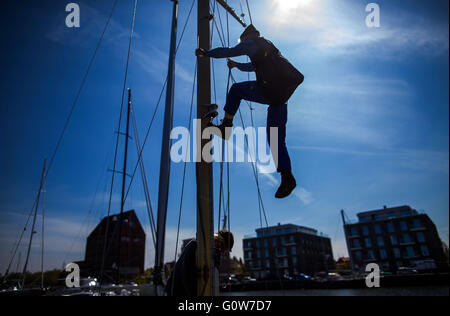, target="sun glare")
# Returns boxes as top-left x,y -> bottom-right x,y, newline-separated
274,0 -> 314,13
